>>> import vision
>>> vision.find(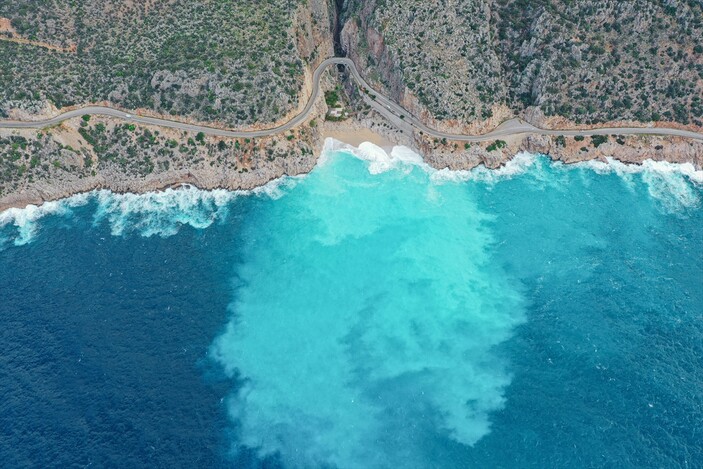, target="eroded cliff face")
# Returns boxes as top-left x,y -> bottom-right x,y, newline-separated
341,2 -> 444,127
421,134 -> 703,174
294,0 -> 335,67
0,116 -> 323,212
342,0 -> 703,133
